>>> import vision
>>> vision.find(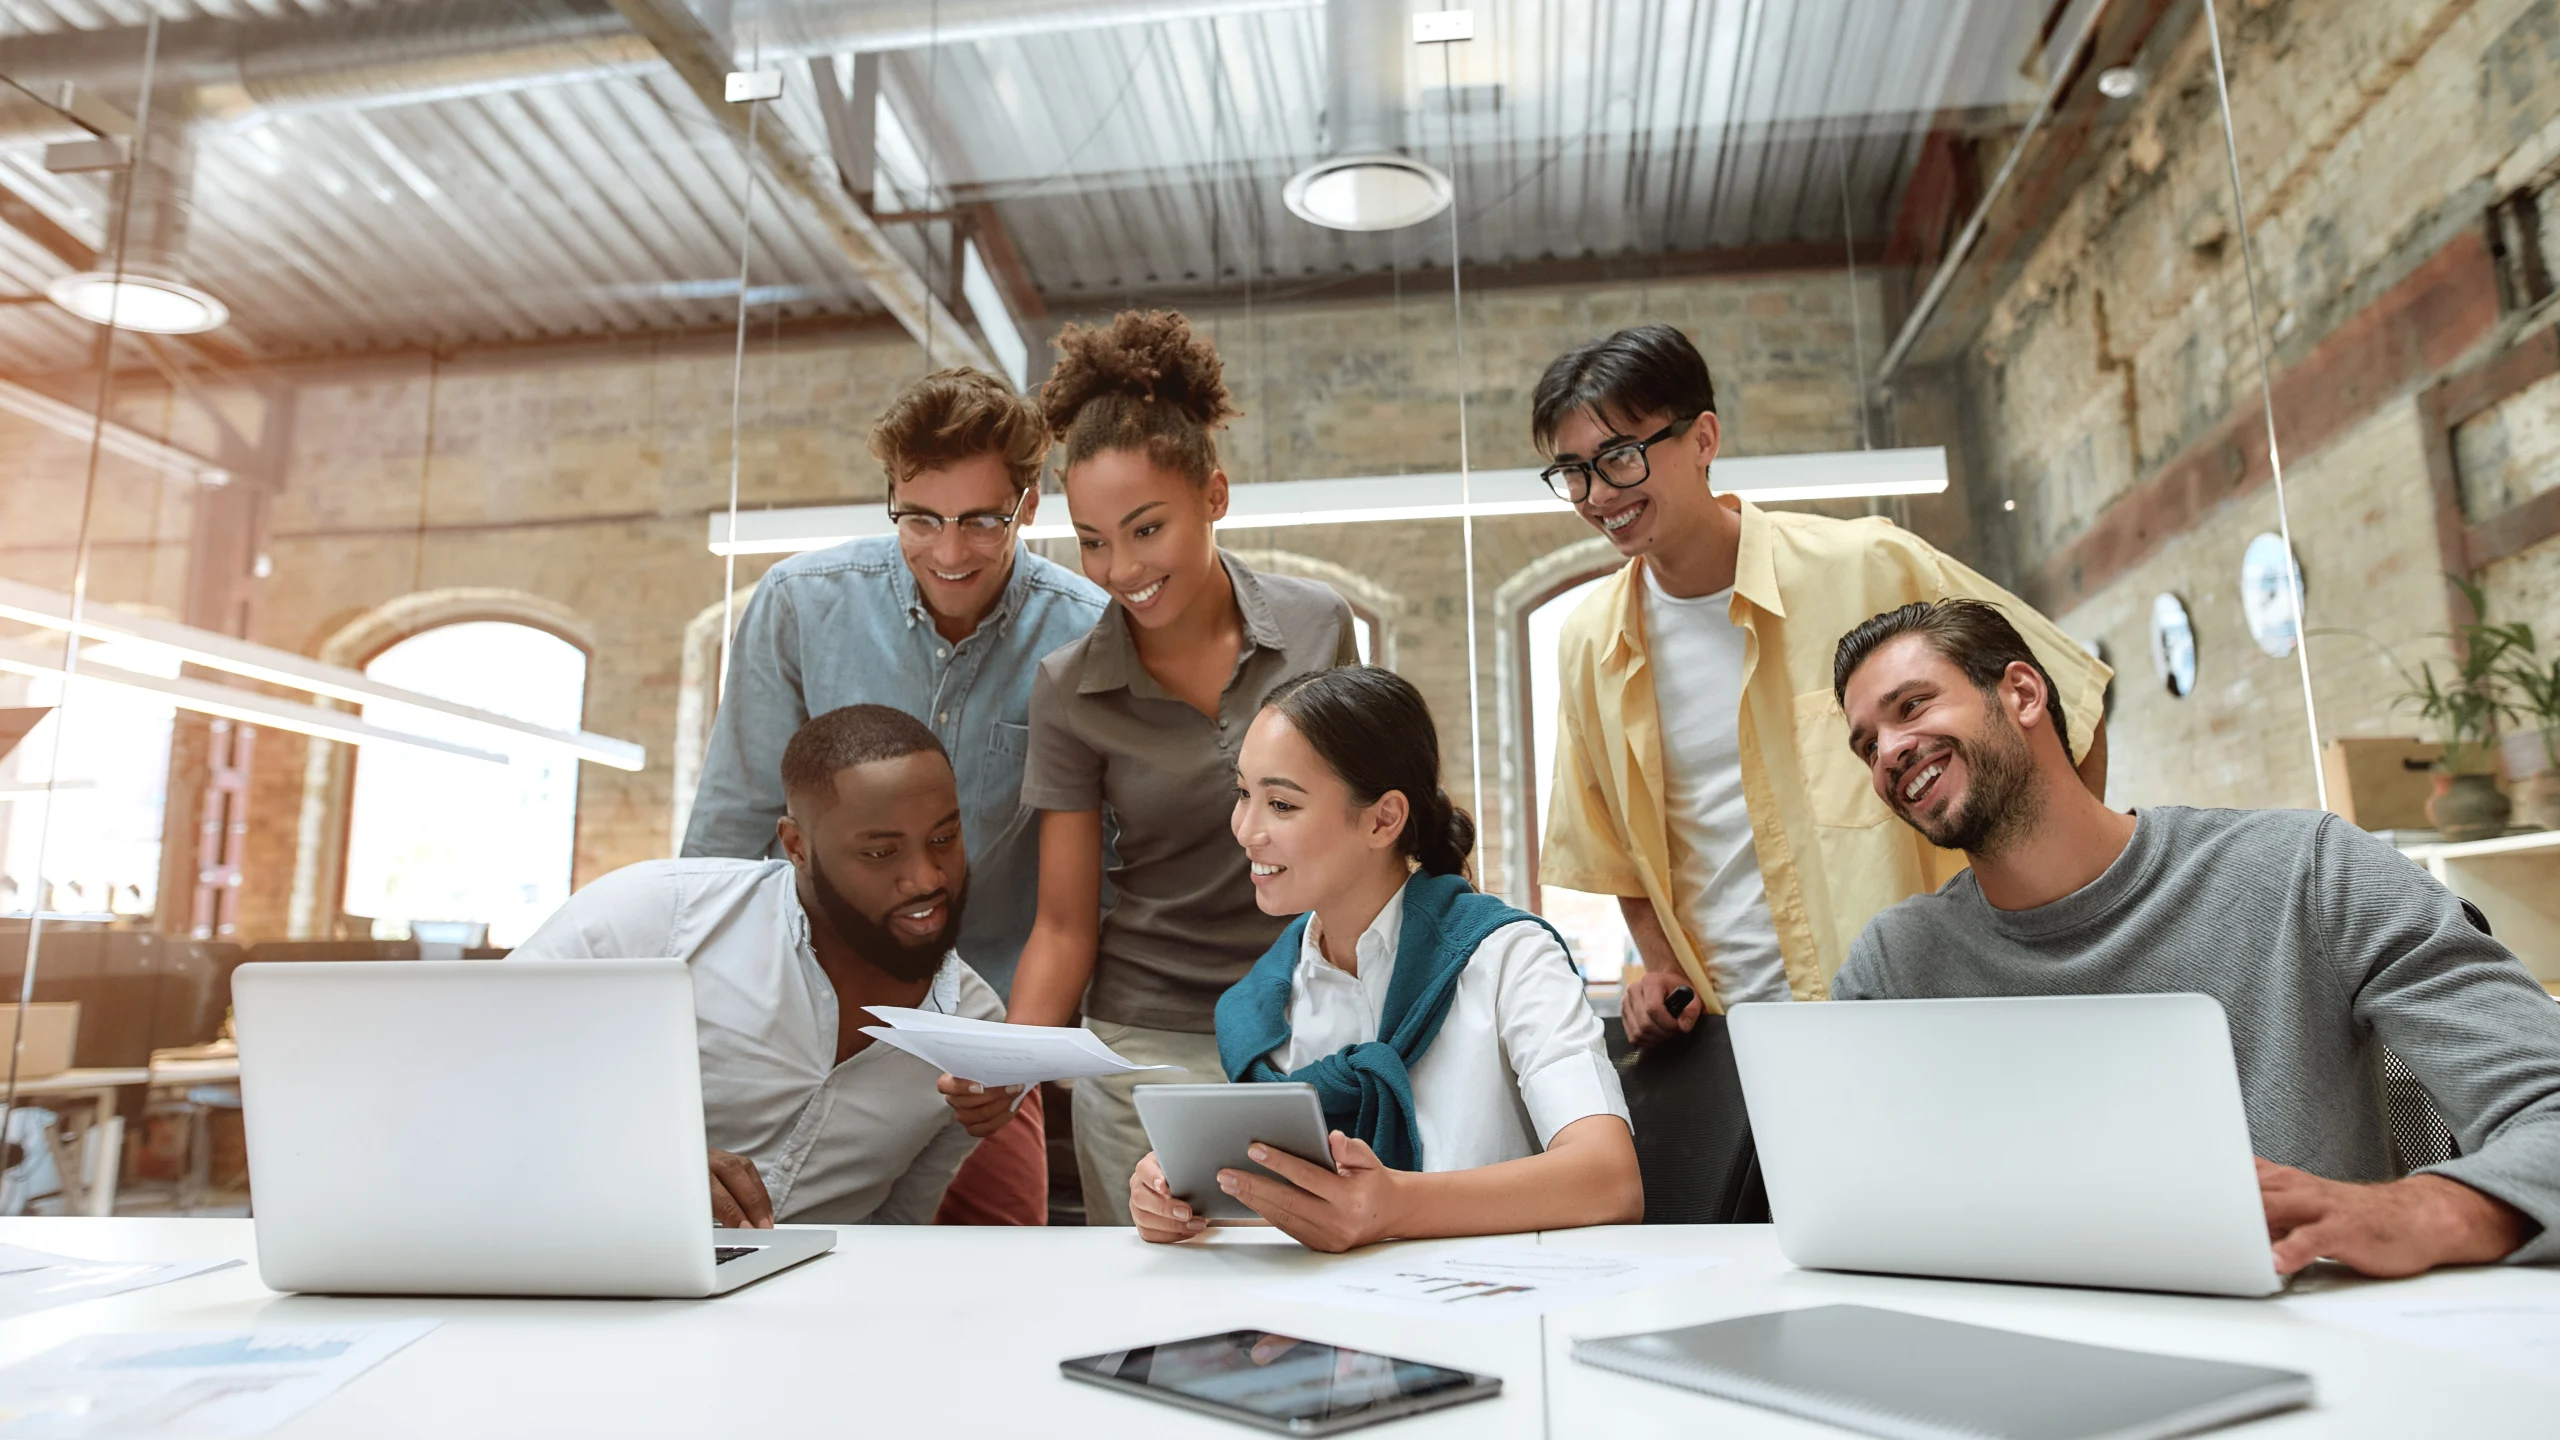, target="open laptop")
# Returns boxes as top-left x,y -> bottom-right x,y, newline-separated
233,957 -> 834,1297
1729,993 -> 2282,1297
